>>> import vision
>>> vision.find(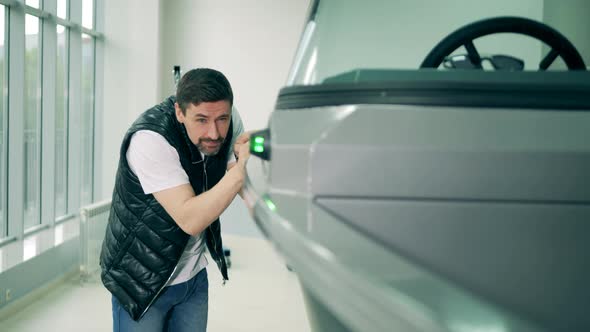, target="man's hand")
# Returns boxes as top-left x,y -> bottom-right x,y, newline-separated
227,141 -> 250,171
233,132 -> 252,161
227,137 -> 250,199
237,138 -> 250,164
228,138 -> 251,170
